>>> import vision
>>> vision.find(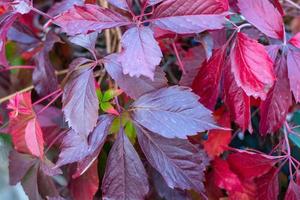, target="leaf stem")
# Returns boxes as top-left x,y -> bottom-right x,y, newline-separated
33,88 -> 62,105
171,39 -> 186,74
36,91 -> 63,115
0,85 -> 34,104
285,0 -> 300,10
0,65 -> 35,72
